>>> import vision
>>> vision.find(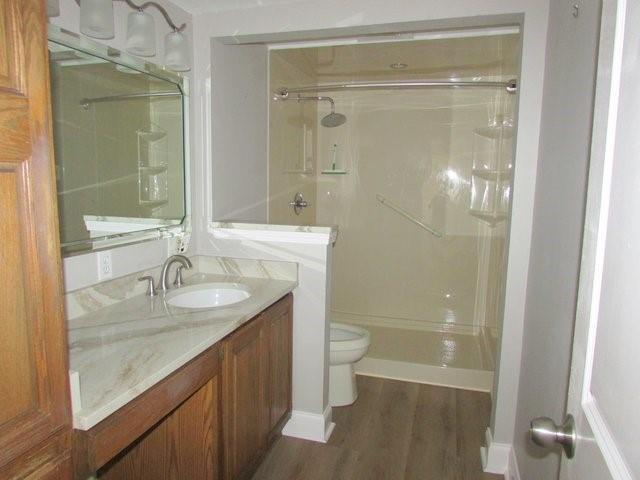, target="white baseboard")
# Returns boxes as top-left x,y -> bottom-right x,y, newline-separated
282,405 -> 335,443
506,446 -> 521,480
356,357 -> 493,392
481,427 -> 511,476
